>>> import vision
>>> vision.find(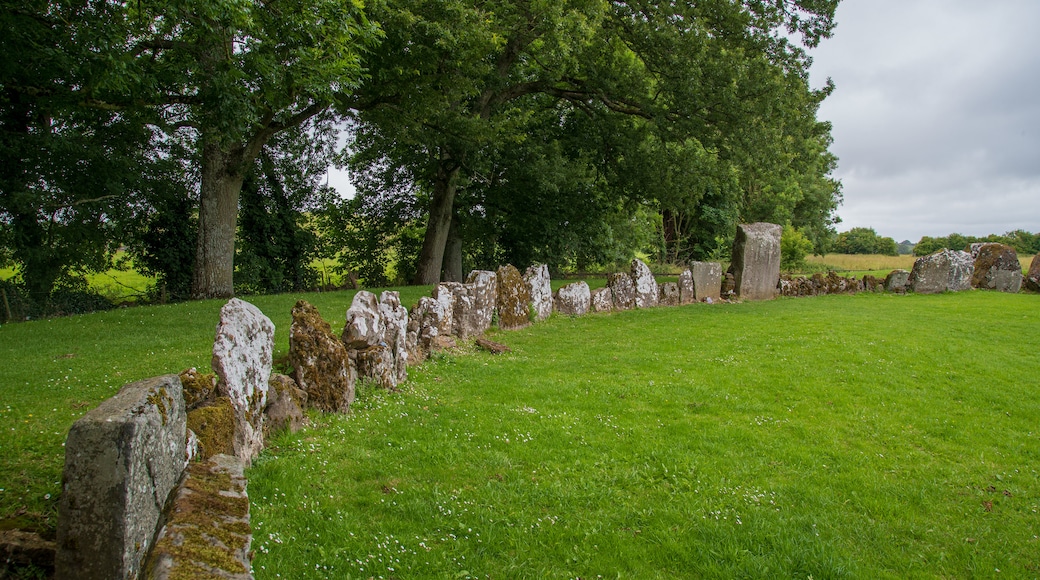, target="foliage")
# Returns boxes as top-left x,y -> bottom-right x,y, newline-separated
914,230 -> 1040,256
833,227 -> 898,256
780,225 -> 814,270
